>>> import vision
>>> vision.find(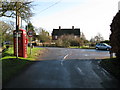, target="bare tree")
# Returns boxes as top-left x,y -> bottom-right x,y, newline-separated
94,33 -> 104,43
0,0 -> 34,21
38,29 -> 51,43
0,21 -> 14,43
80,32 -> 86,41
